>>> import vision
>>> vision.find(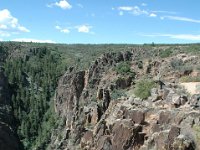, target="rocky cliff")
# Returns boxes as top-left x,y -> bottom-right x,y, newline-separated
50,49 -> 200,150
0,67 -> 22,150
